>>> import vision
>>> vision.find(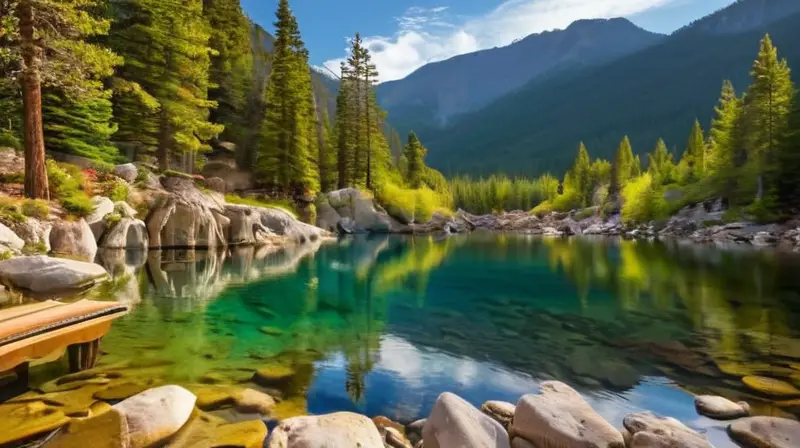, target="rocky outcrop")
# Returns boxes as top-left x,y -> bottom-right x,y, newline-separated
6,218 -> 51,253
267,412 -> 384,447
422,392 -> 509,448
513,381 -> 624,448
100,218 -> 148,250
623,411 -> 711,447
0,221 -> 25,254
323,188 -> 393,233
50,218 -> 98,261
0,255 -> 107,294
113,163 -> 138,184
480,400 -> 515,430
145,176 -> 228,249
113,385 -> 196,448
87,196 -> 115,241
694,395 -> 750,420
728,416 -> 800,448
